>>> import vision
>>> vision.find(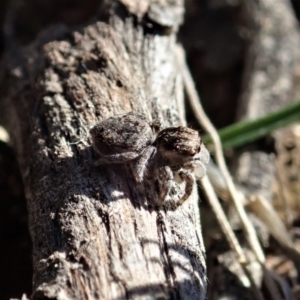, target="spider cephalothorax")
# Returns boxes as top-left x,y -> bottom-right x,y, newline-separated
154,126 -> 202,167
